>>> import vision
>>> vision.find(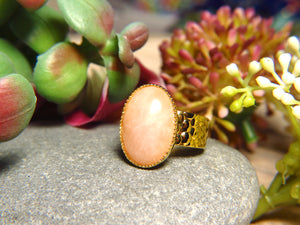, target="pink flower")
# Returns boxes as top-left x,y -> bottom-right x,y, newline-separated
159,6 -> 292,148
